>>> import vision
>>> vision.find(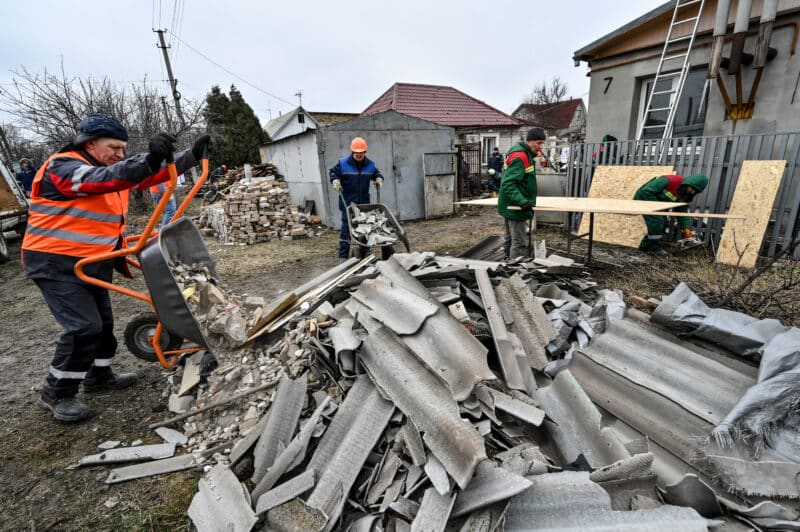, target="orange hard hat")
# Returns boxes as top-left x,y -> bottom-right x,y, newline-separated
350,137 -> 368,153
